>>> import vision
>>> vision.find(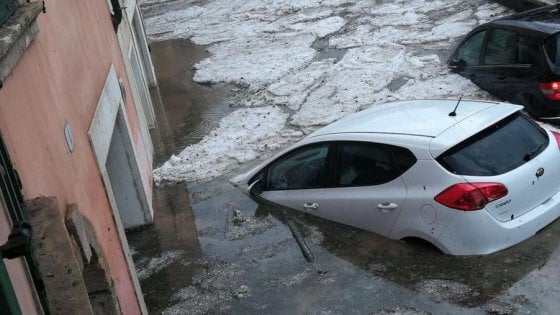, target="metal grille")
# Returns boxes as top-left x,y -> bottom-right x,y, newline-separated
0,132 -> 49,314
0,0 -> 17,27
